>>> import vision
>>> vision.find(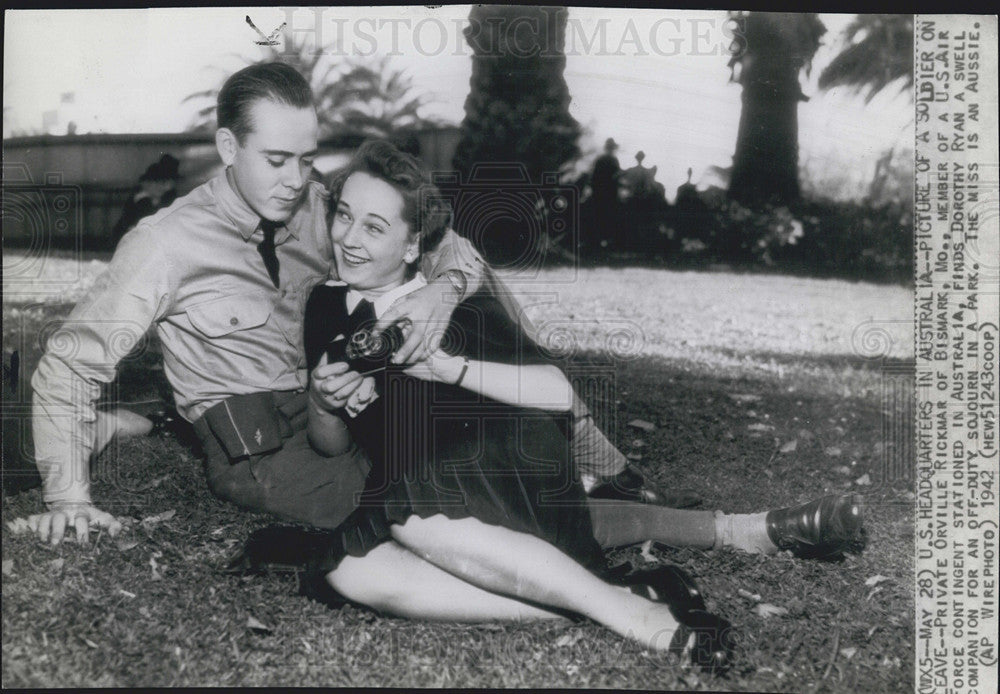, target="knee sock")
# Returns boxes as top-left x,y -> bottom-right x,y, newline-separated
712,511 -> 778,554
588,501 -> 779,554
